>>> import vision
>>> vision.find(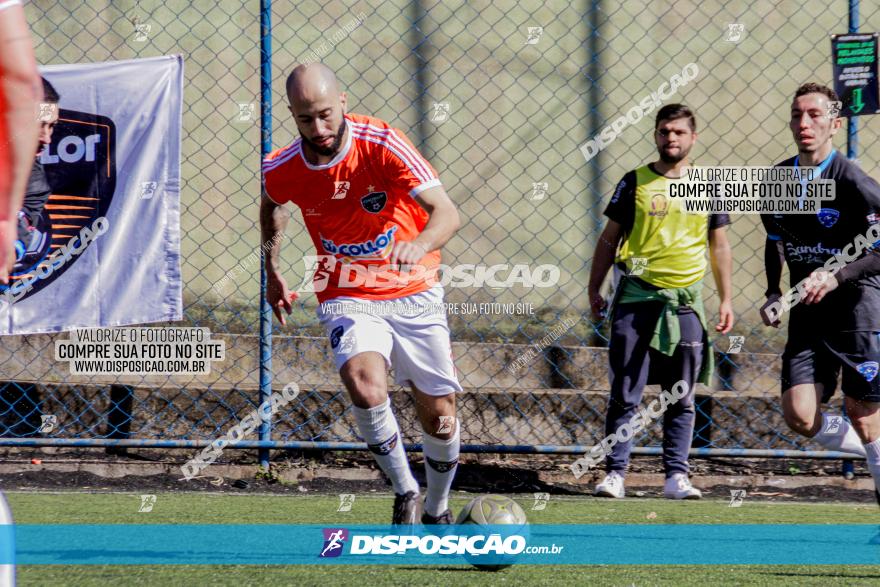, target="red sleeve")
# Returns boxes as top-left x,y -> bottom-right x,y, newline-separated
380,127 -> 441,197
261,160 -> 288,205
